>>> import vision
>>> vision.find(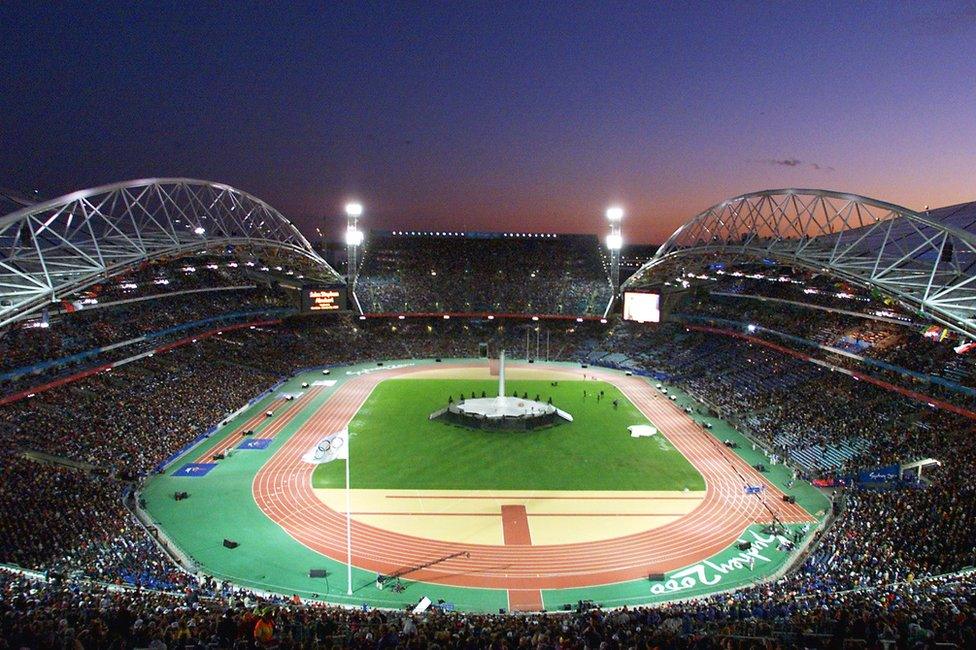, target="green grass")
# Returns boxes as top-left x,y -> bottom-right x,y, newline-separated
312,378 -> 704,491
